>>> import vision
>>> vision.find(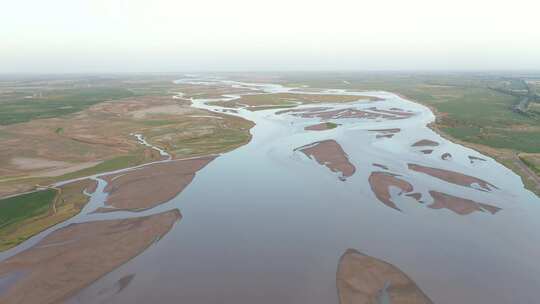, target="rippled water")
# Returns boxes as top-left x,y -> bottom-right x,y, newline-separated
3,77 -> 540,304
